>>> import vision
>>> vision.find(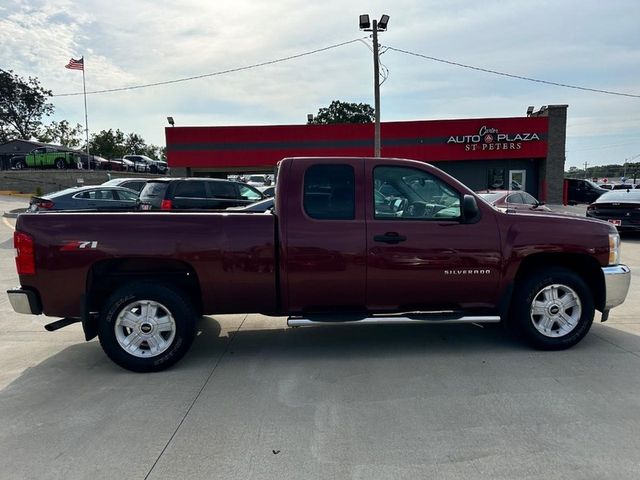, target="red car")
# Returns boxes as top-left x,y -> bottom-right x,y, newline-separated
476,190 -> 551,213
